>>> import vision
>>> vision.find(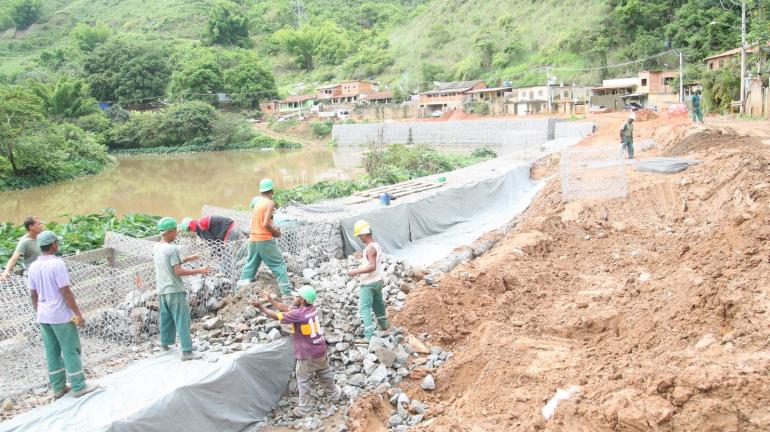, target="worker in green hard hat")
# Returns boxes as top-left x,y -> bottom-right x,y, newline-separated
691,90 -> 704,124
239,178 -> 292,297
253,285 -> 341,417
154,217 -> 212,361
